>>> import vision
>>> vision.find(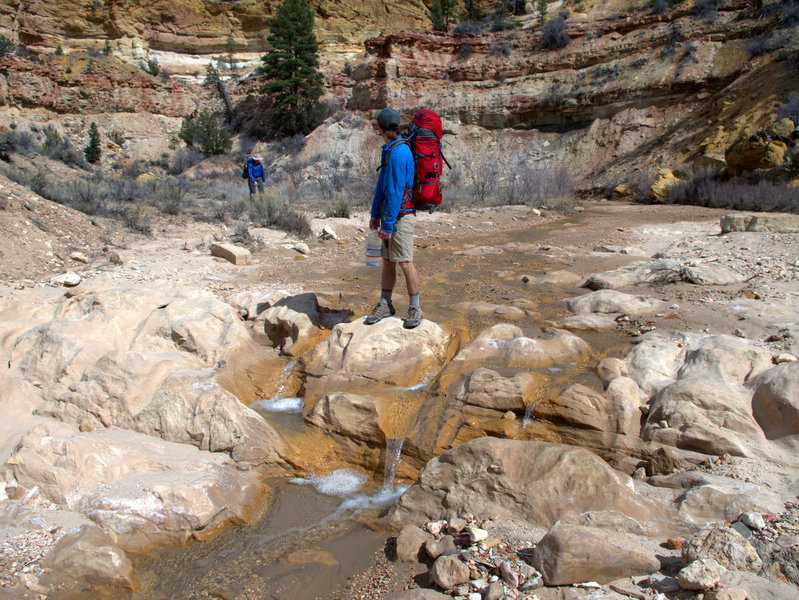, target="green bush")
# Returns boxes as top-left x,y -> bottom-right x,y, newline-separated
0,34 -> 15,57
178,110 -> 232,156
